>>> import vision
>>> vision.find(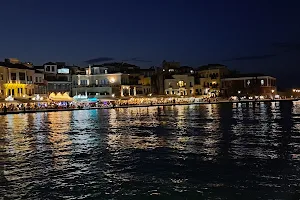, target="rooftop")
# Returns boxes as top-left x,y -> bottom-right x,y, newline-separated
0,62 -> 34,70
44,62 -> 57,65
198,64 -> 227,70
